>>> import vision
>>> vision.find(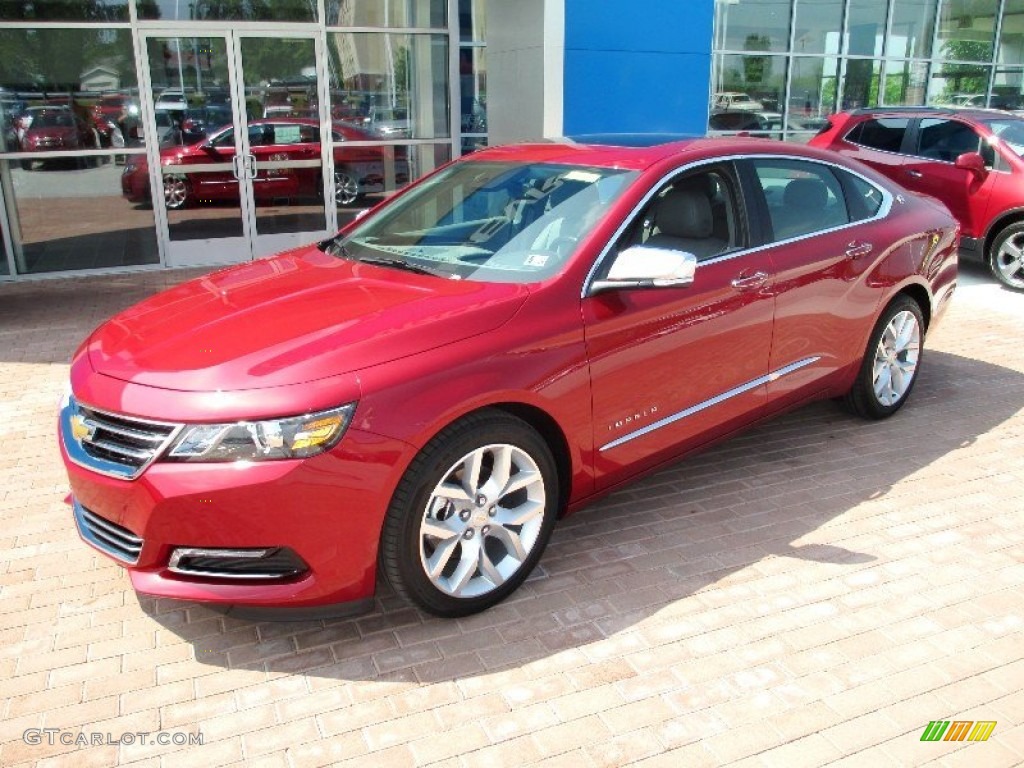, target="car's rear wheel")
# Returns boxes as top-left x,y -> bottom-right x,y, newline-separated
379,410 -> 559,617
334,168 -> 360,206
163,175 -> 190,210
842,295 -> 924,419
989,221 -> 1024,291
